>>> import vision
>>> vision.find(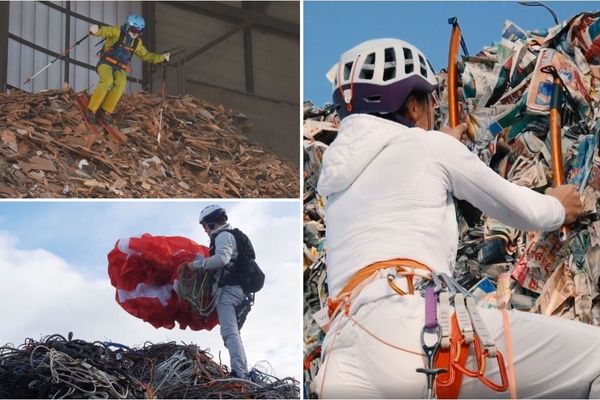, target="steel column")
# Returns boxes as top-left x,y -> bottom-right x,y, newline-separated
0,2 -> 9,91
